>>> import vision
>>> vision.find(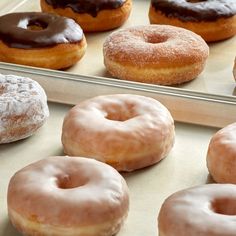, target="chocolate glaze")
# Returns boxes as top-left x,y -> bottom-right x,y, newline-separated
0,12 -> 83,49
151,0 -> 236,22
45,0 -> 126,17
